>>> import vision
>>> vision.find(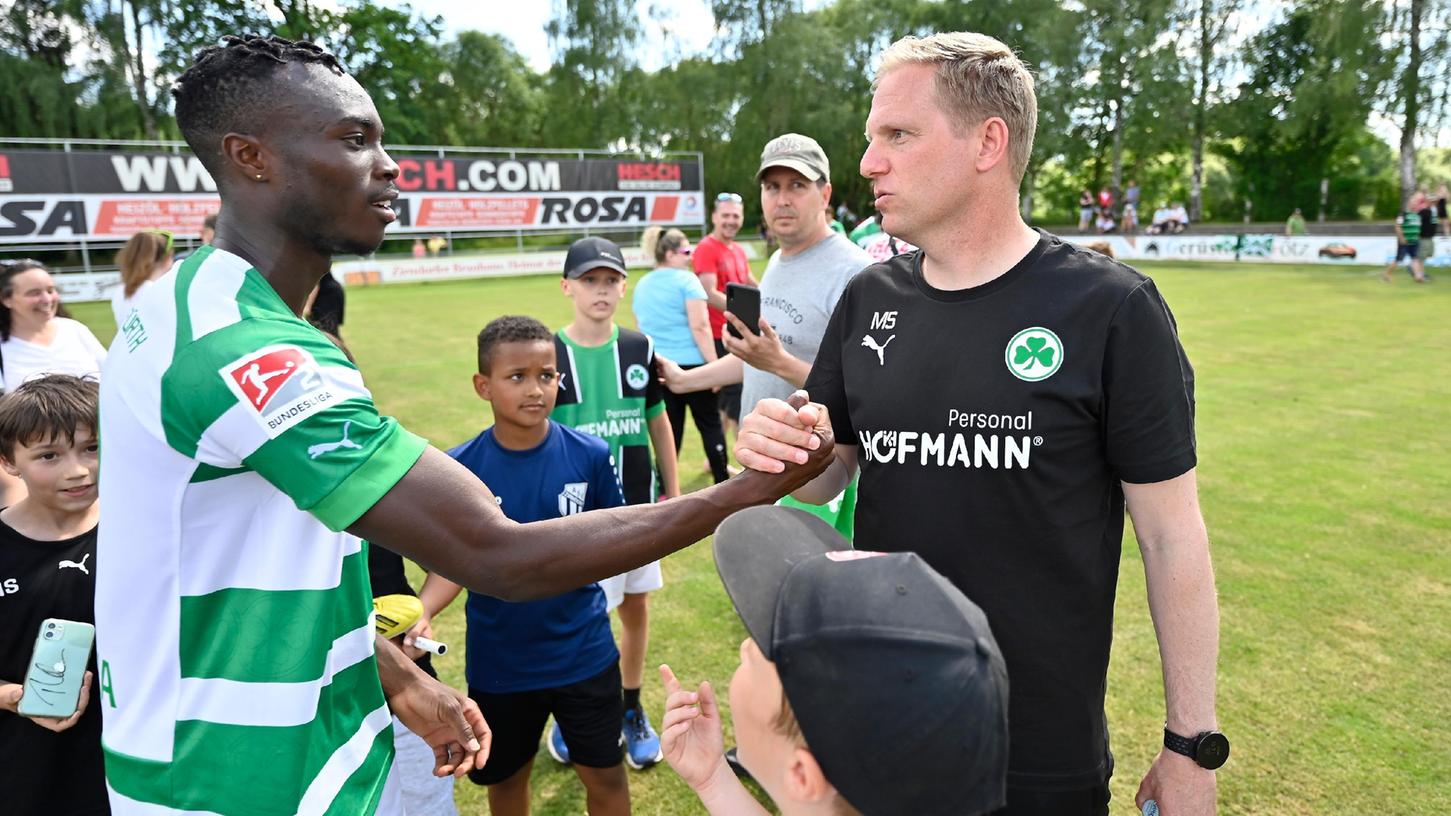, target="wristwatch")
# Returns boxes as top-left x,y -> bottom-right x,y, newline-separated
1163,727 -> 1230,770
